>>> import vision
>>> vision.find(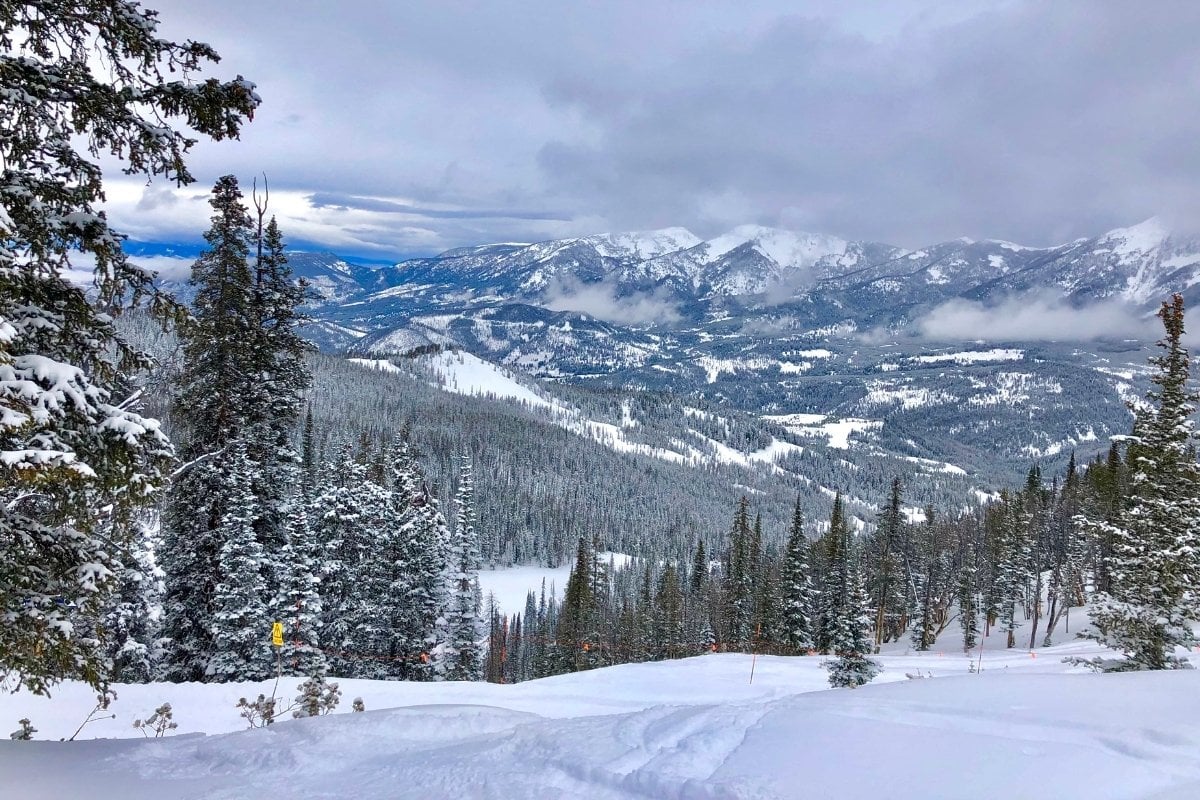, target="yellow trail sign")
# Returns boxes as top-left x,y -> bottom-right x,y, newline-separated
271,621 -> 284,647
